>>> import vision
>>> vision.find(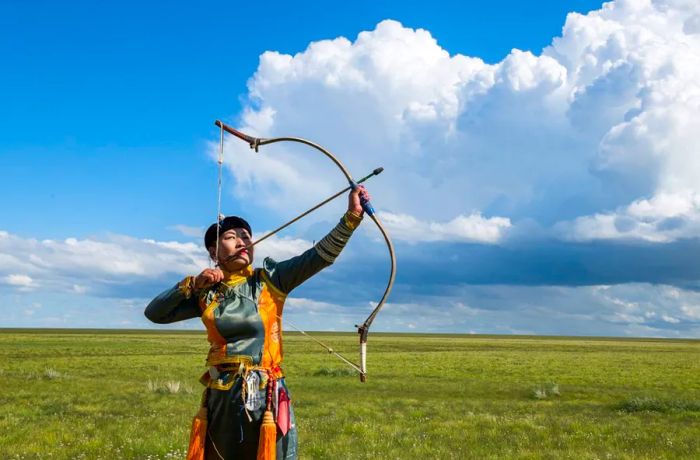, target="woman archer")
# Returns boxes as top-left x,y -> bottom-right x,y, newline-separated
144,186 -> 369,460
